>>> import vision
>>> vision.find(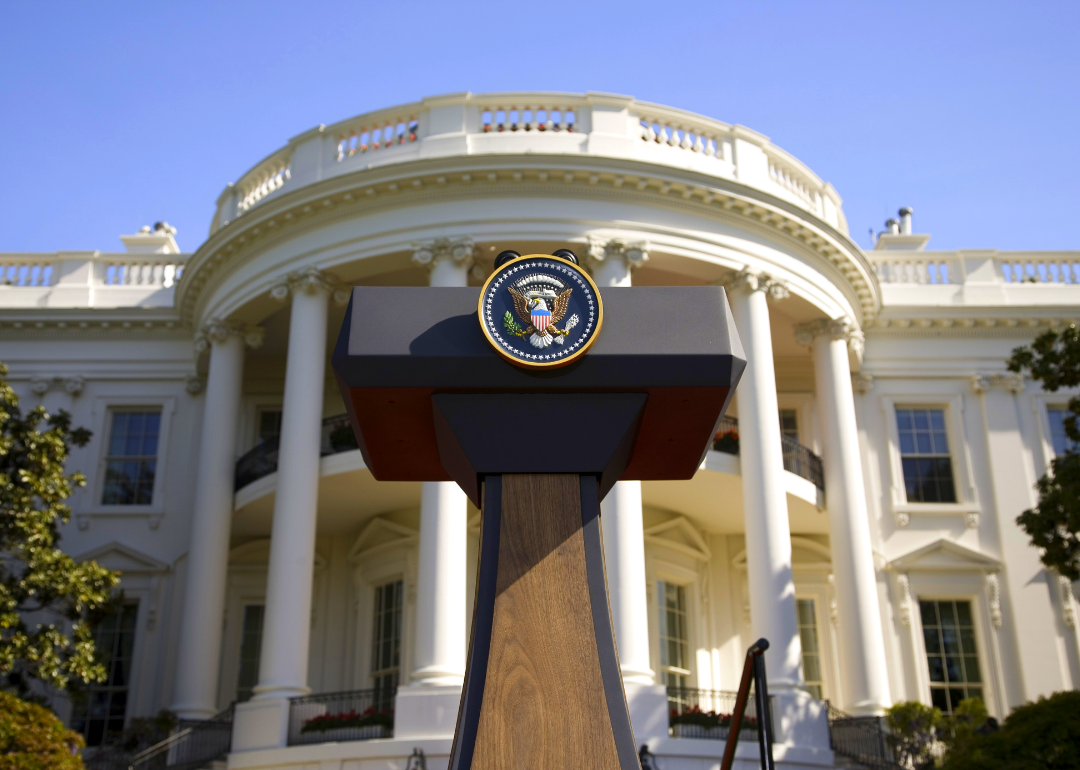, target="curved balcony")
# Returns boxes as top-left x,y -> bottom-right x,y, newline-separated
211,91 -> 848,236
234,413 -> 824,493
